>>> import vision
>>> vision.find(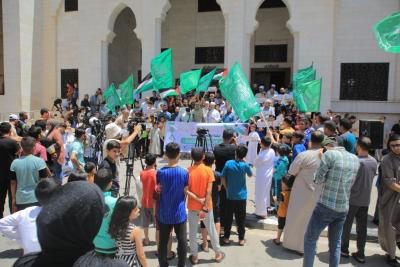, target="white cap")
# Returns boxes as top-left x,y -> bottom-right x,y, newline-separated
105,122 -> 122,139
9,114 -> 18,121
